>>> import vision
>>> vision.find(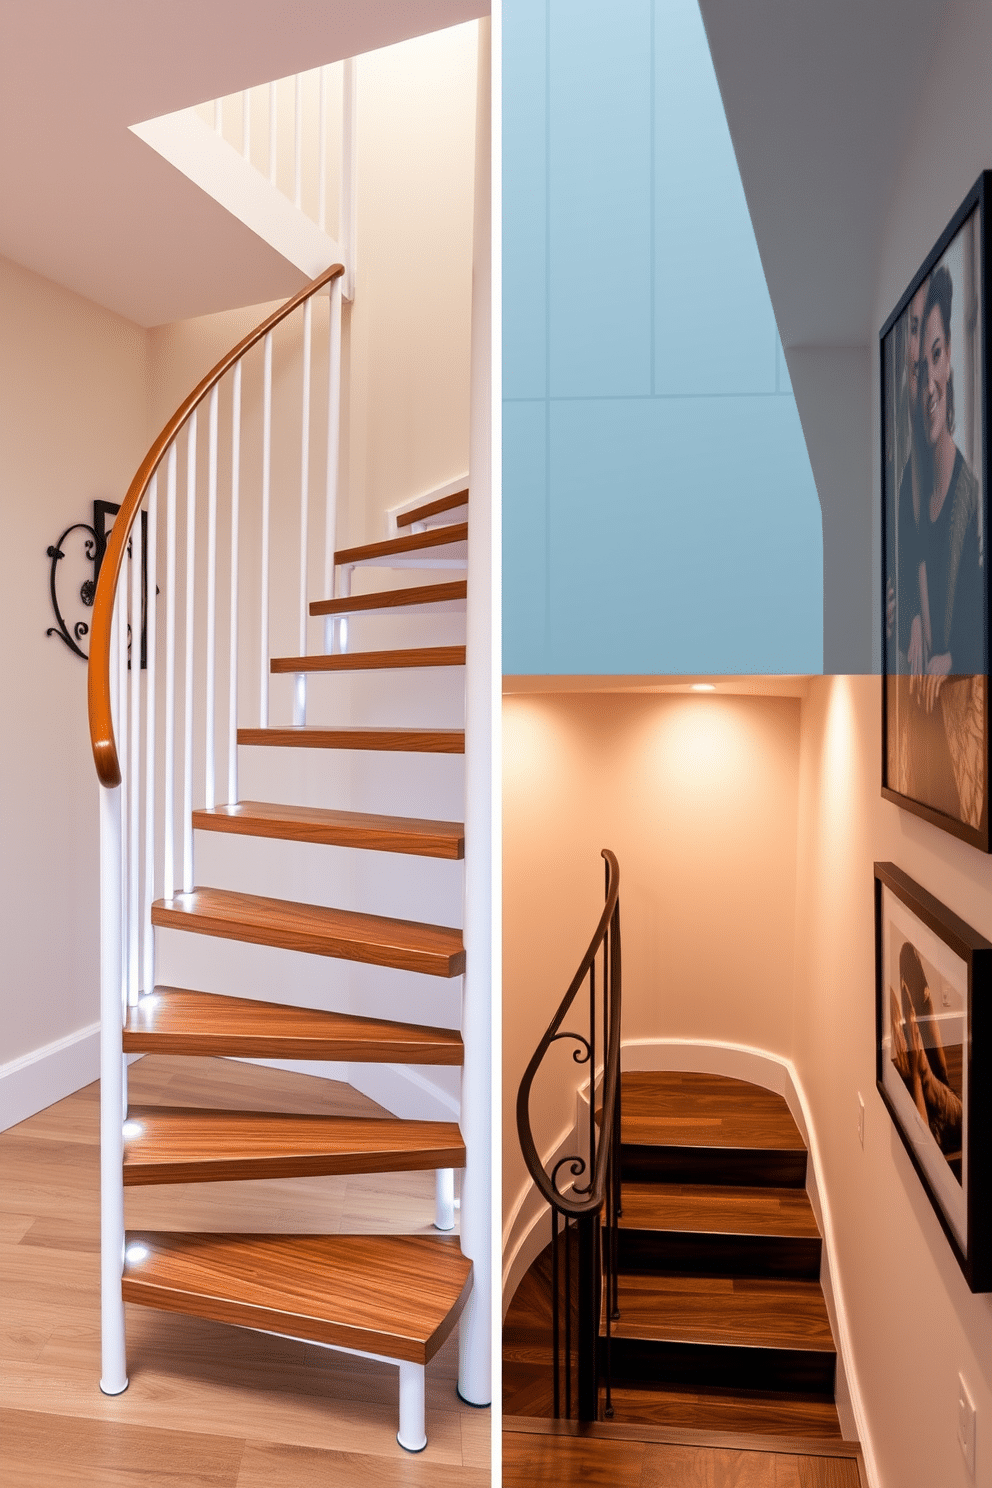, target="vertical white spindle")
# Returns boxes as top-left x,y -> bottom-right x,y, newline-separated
337,565 -> 351,654
117,558 -> 129,1007
294,74 -> 303,209
99,593 -> 126,1397
323,275 -> 343,653
242,89 -> 251,162
205,385 -> 219,810
127,505 -> 141,1008
182,413 -> 198,895
341,58 -> 357,299
213,97 -> 223,135
318,66 -> 328,231
259,333 -> 273,726
163,444 -> 178,897
228,362 -> 242,804
294,299 -> 312,726
142,474 -> 158,996
268,81 -> 277,186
